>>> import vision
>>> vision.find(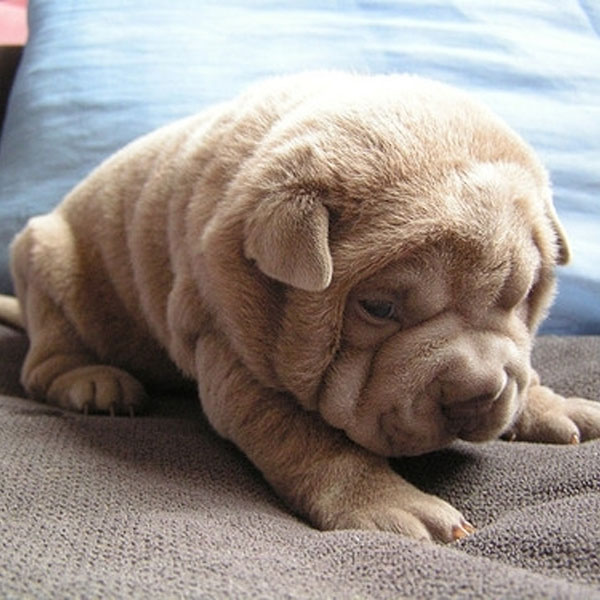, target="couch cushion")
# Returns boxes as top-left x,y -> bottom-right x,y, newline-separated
1,0 -> 599,333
